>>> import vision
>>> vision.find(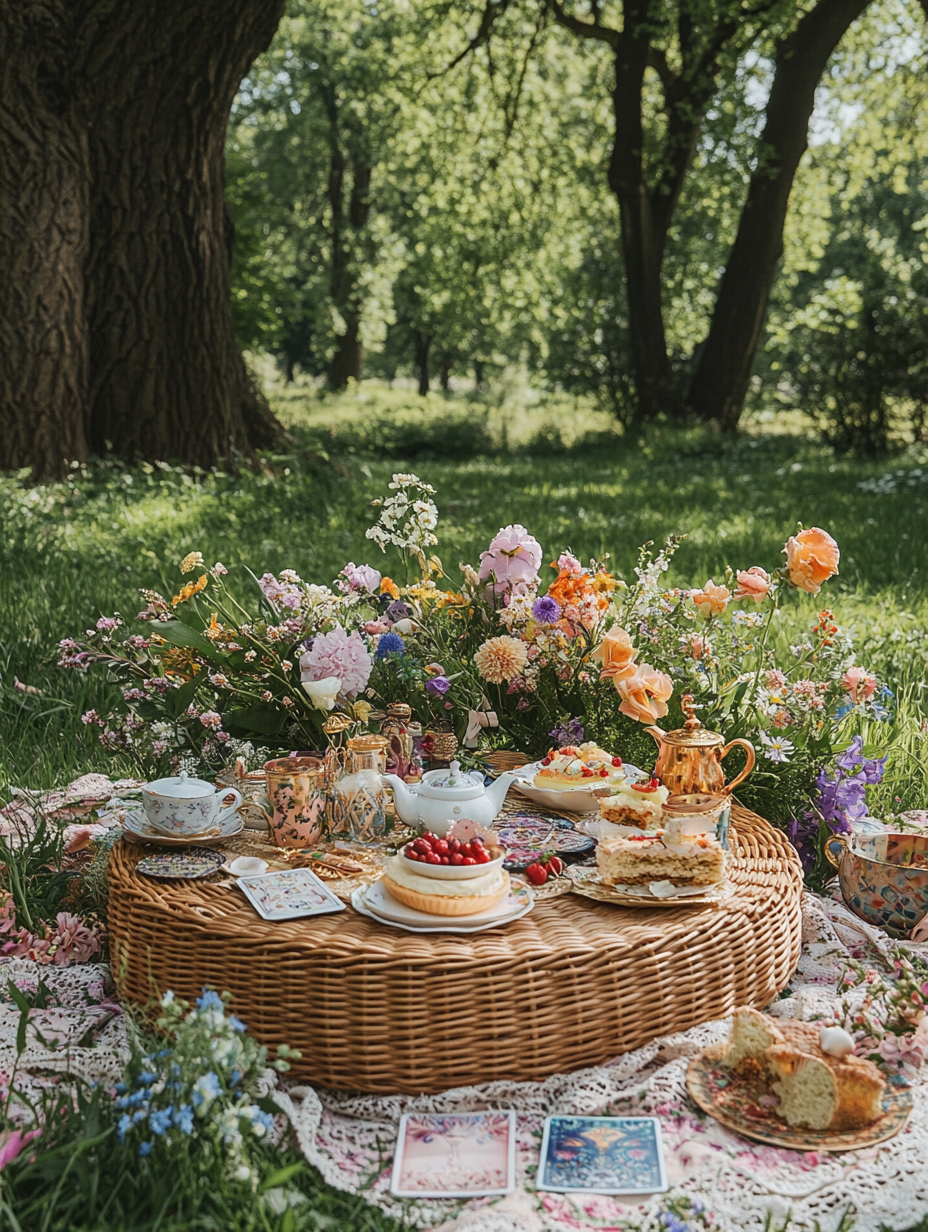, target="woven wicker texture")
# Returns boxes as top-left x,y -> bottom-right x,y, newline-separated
108,796 -> 802,1094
